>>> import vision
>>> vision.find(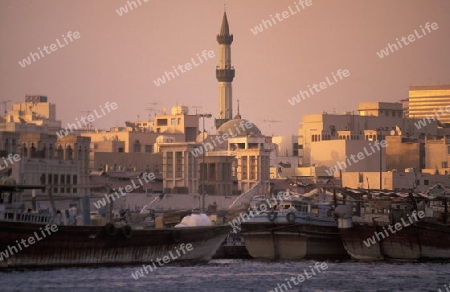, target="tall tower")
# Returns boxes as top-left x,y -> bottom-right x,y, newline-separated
215,11 -> 235,129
